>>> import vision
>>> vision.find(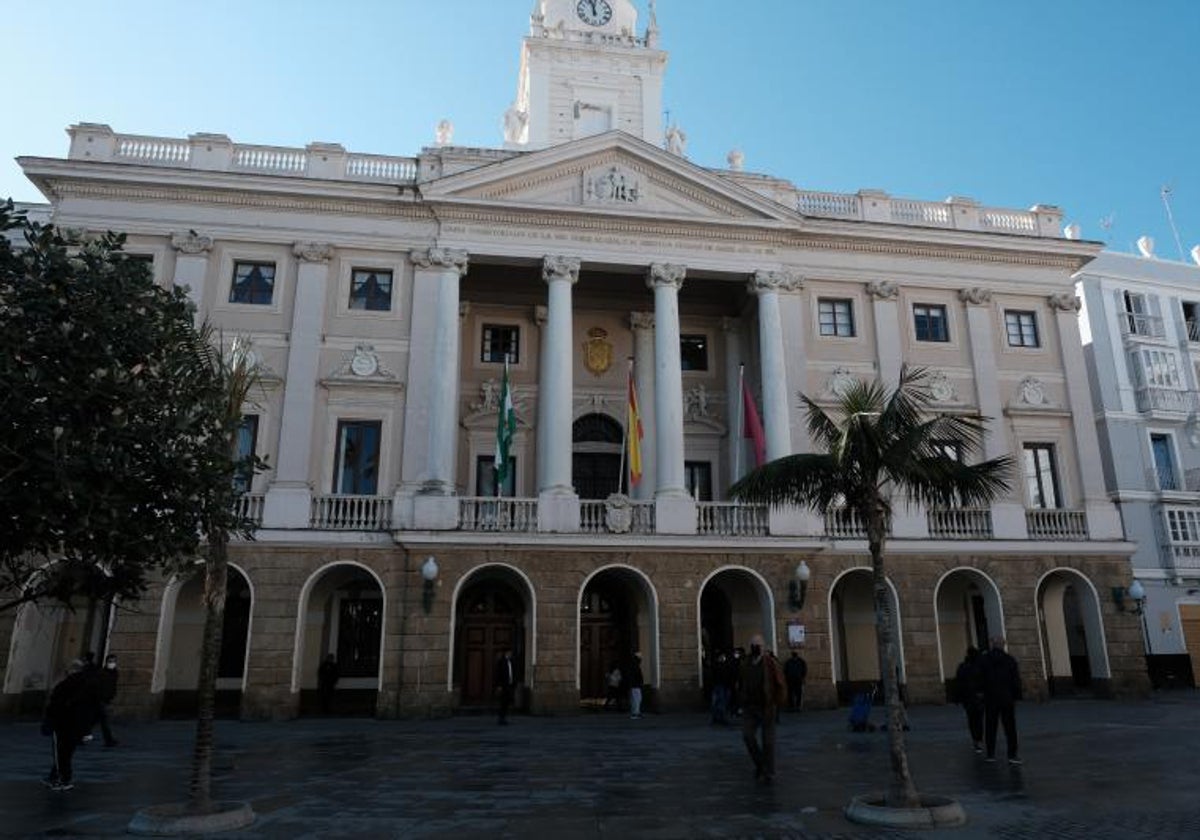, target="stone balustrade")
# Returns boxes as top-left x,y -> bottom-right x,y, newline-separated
1025,509 -> 1088,540
927,507 -> 993,539
458,497 -> 539,533
234,493 -> 265,527
310,495 -> 393,530
696,502 -> 768,537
